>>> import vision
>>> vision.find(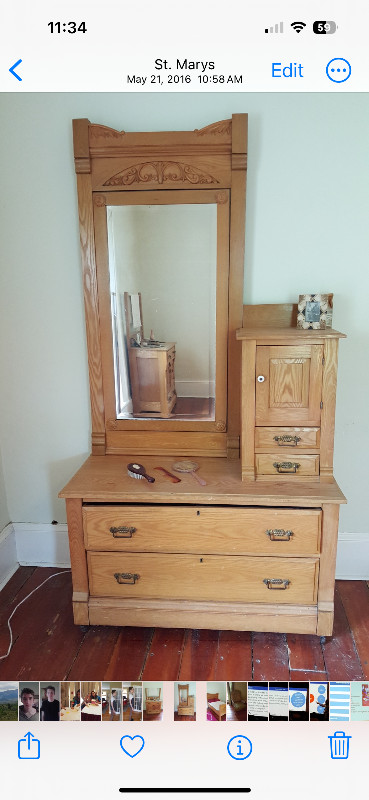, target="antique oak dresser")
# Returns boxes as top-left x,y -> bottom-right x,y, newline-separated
60,115 -> 346,637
